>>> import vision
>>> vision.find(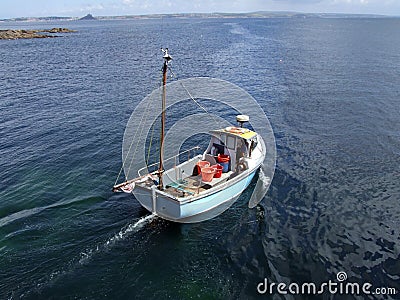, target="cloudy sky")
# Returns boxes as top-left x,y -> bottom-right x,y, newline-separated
1,0 -> 399,19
